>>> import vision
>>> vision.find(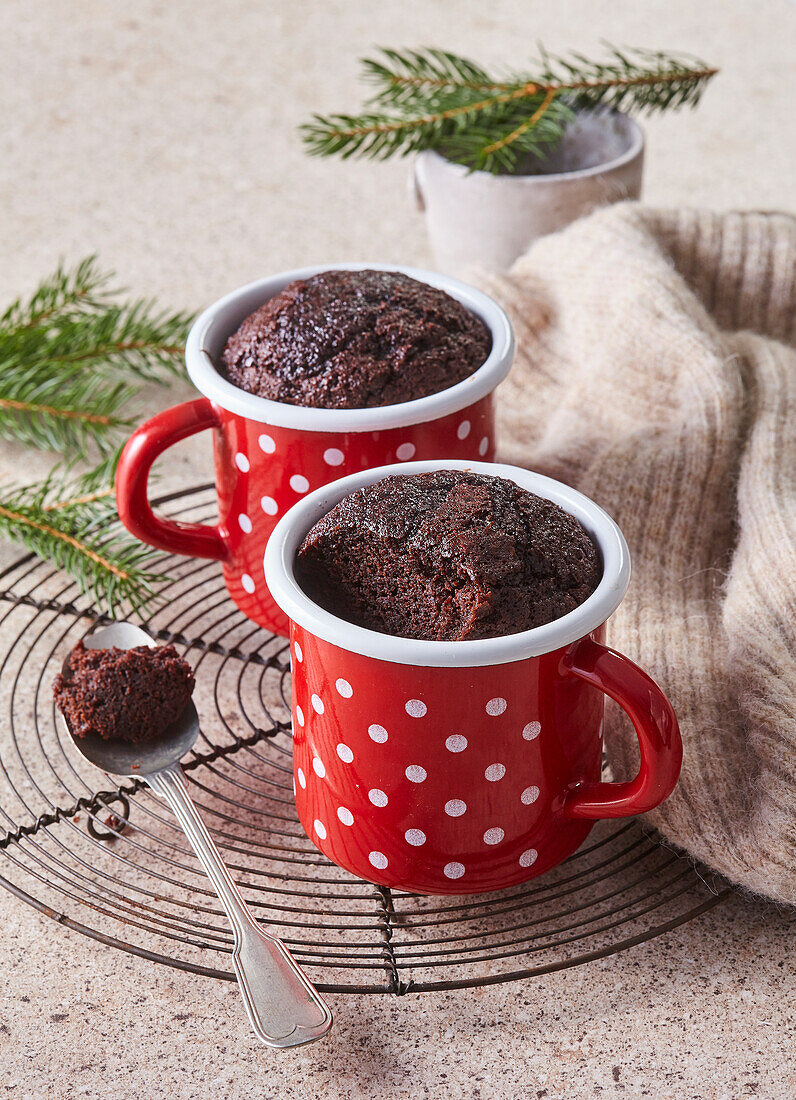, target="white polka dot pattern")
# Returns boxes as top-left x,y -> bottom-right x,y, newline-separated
478,436 -> 489,456
290,474 -> 310,494
258,434 -> 276,454
289,665 -> 545,886
235,452 -> 250,472
445,735 -> 467,753
238,513 -> 252,533
521,785 -> 540,805
261,496 -> 278,516
323,448 -> 344,466
396,442 -> 416,461
293,641 -> 303,663
241,573 -> 255,594
457,419 -> 471,440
